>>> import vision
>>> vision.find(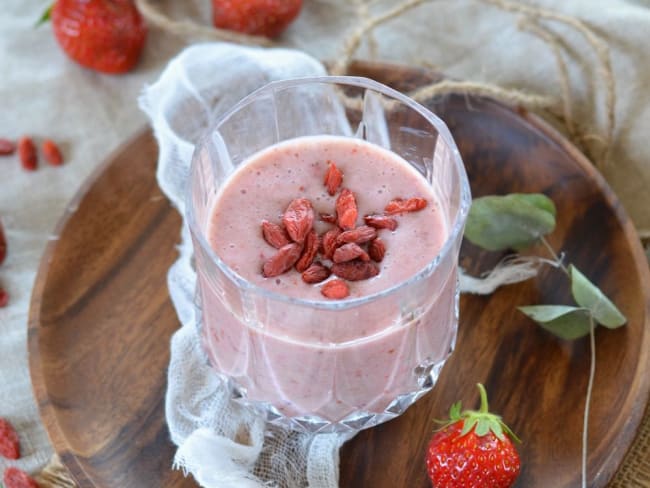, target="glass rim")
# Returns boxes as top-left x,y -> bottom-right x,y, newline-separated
186,75 -> 471,310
